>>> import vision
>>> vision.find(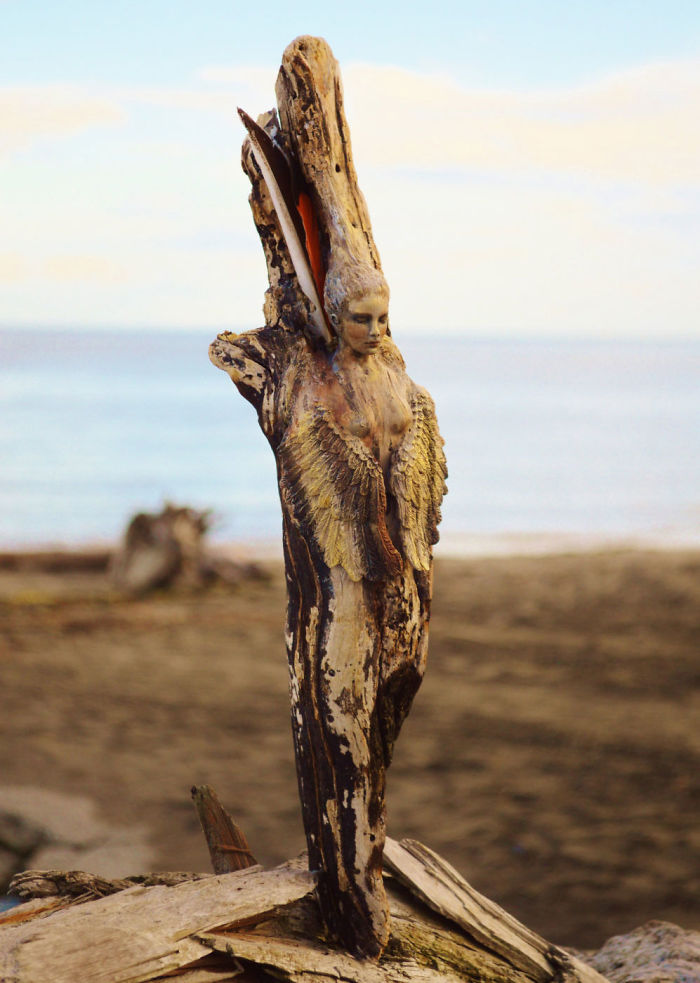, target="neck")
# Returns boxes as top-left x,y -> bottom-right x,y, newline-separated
332,343 -> 371,372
